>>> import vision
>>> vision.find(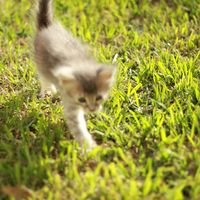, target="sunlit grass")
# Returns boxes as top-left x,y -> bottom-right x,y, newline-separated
0,0 -> 200,199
